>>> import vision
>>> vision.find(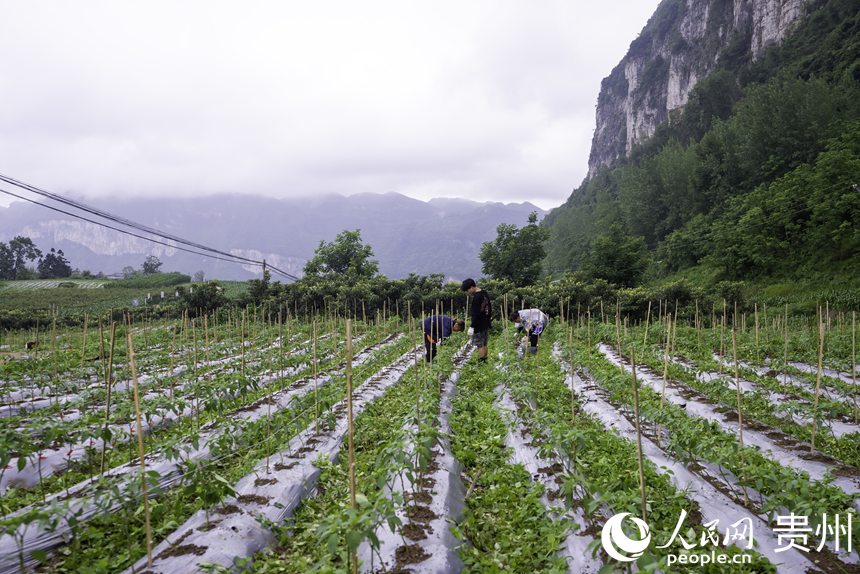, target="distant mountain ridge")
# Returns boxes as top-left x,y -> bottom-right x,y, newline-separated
0,193 -> 543,281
